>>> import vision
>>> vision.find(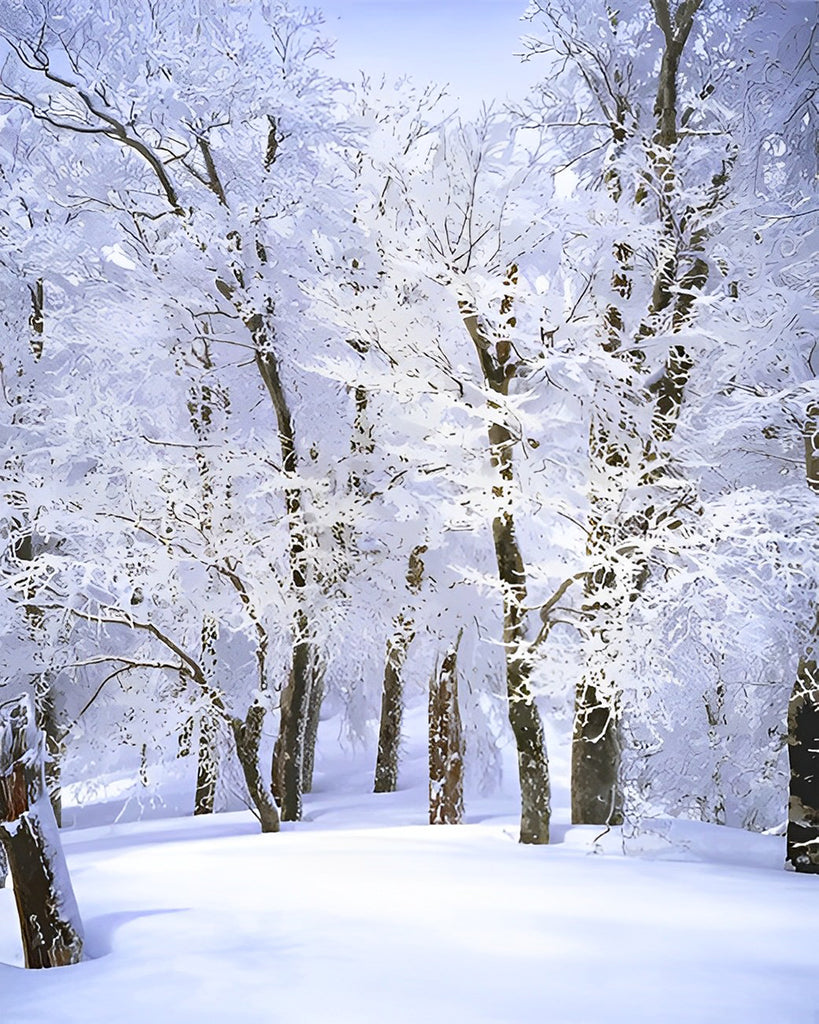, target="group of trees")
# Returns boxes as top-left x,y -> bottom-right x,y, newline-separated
0,0 -> 816,890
